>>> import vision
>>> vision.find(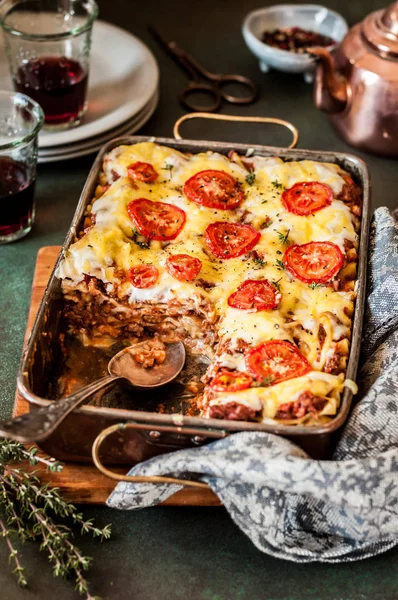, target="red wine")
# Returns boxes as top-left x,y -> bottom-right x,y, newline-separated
14,56 -> 88,126
0,157 -> 35,237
